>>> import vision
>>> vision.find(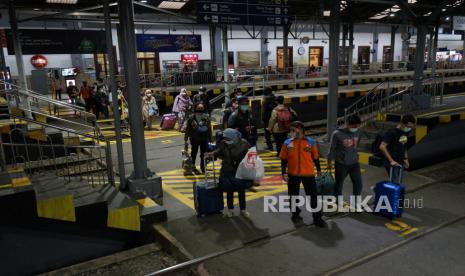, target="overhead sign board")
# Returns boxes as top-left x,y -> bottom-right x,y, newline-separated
136,34 -> 202,52
453,16 -> 465,31
6,29 -> 106,55
198,0 -> 291,26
